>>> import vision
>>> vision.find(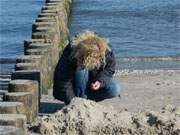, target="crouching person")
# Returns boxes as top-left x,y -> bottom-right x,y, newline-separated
53,30 -> 120,104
